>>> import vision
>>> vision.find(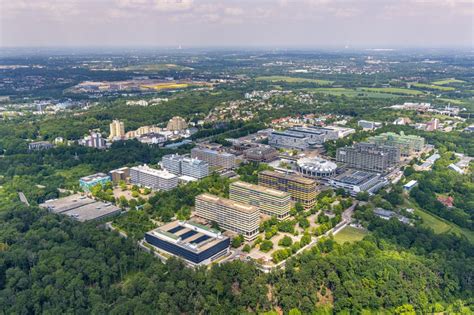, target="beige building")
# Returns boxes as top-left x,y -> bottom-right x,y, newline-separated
195,193 -> 260,240
125,125 -> 162,139
109,120 -> 125,140
229,181 -> 291,220
167,116 -> 188,131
